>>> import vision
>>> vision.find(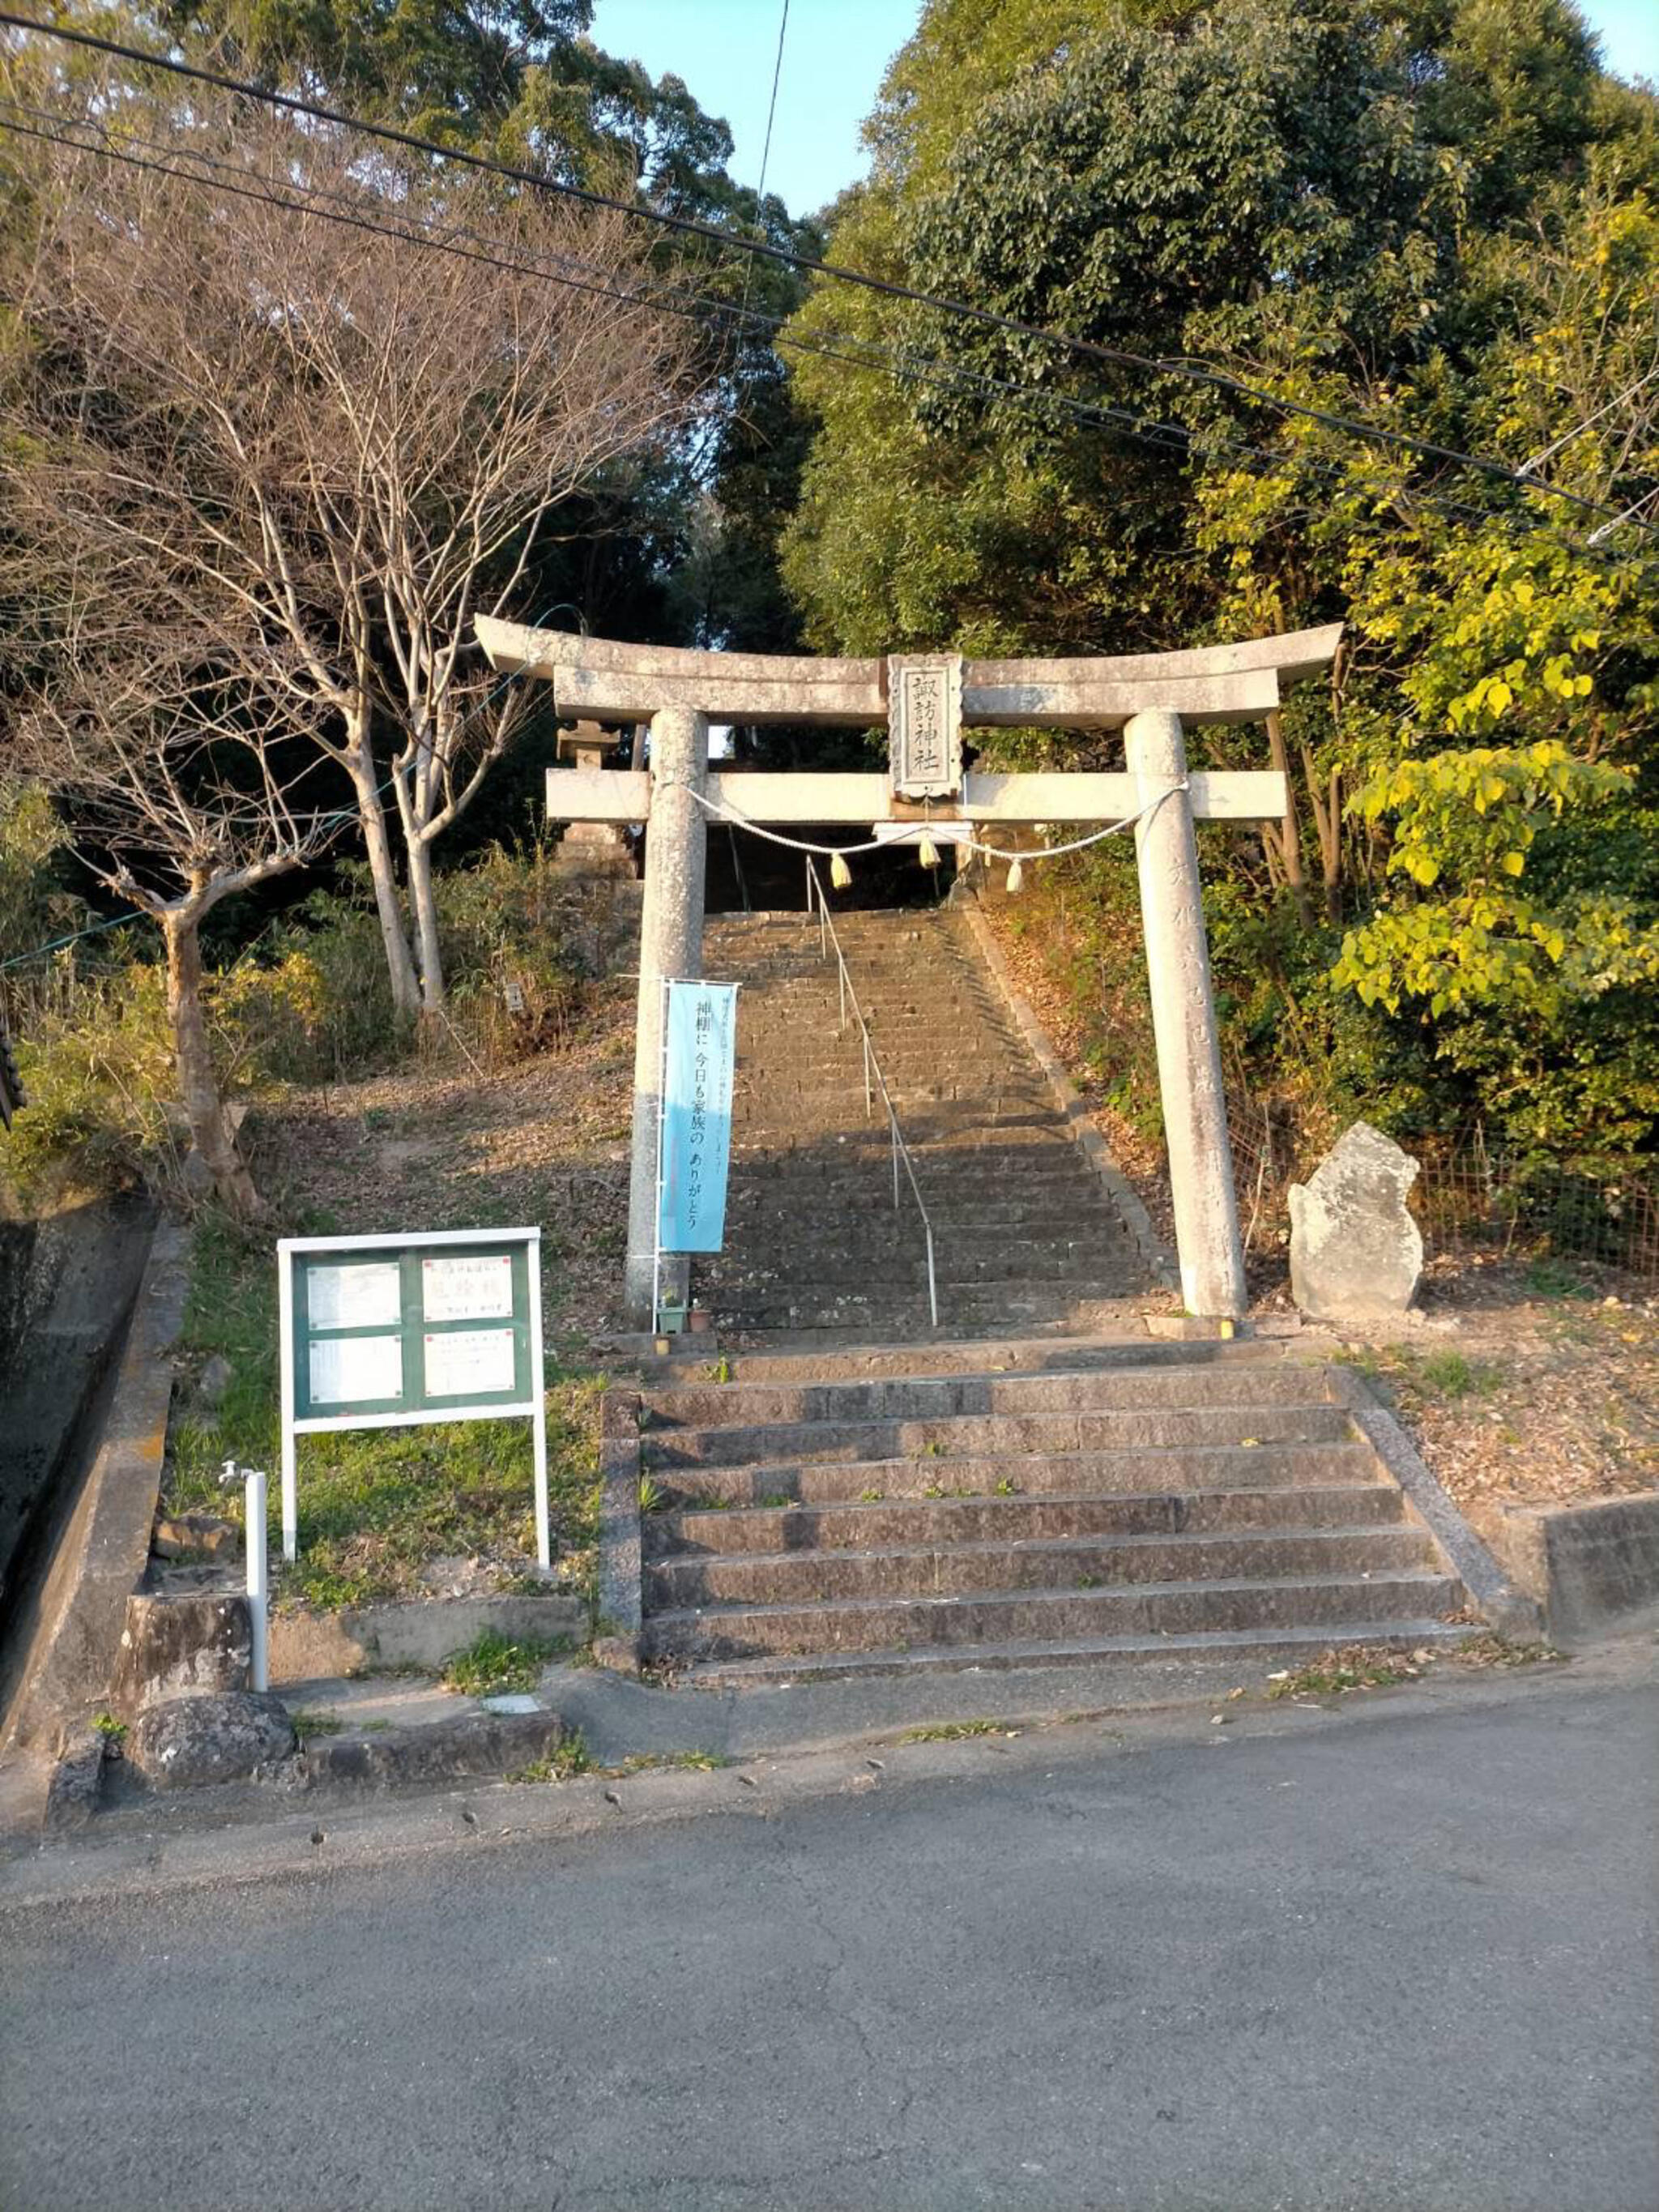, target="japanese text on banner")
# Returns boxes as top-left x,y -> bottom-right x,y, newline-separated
658,981 -> 737,1253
